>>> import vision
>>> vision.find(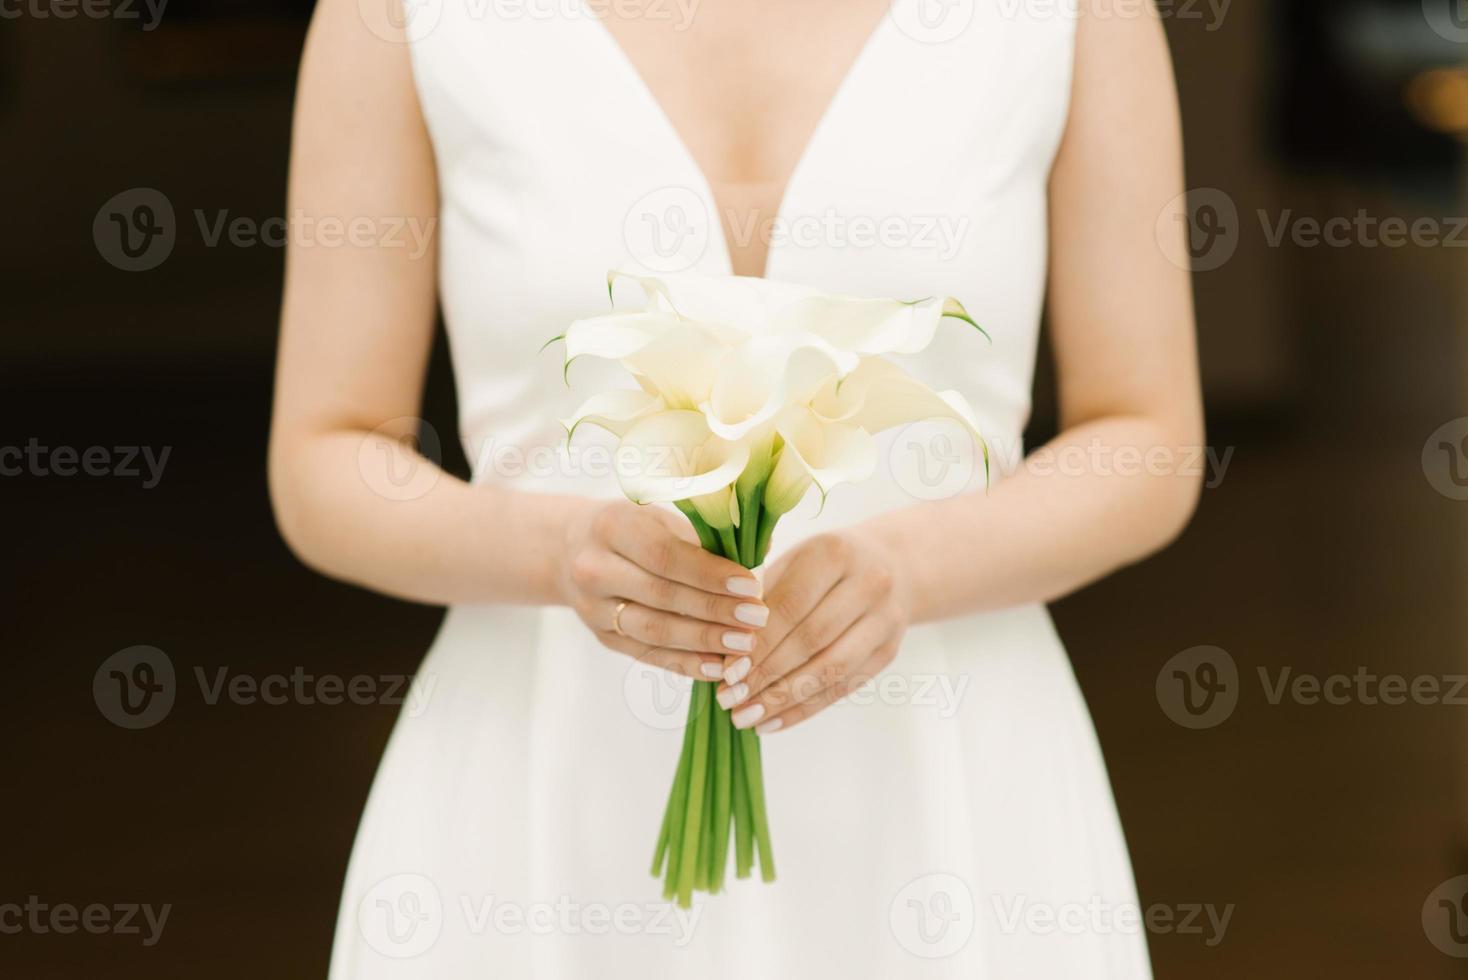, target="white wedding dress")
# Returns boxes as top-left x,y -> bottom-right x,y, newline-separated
329,3 -> 1152,977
